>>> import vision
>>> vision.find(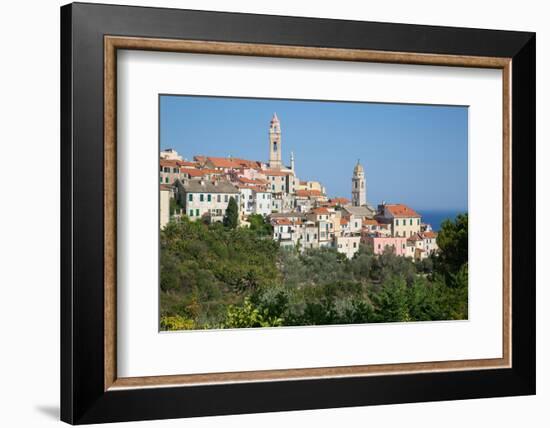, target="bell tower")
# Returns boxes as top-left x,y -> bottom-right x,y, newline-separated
269,113 -> 282,169
352,159 -> 366,207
